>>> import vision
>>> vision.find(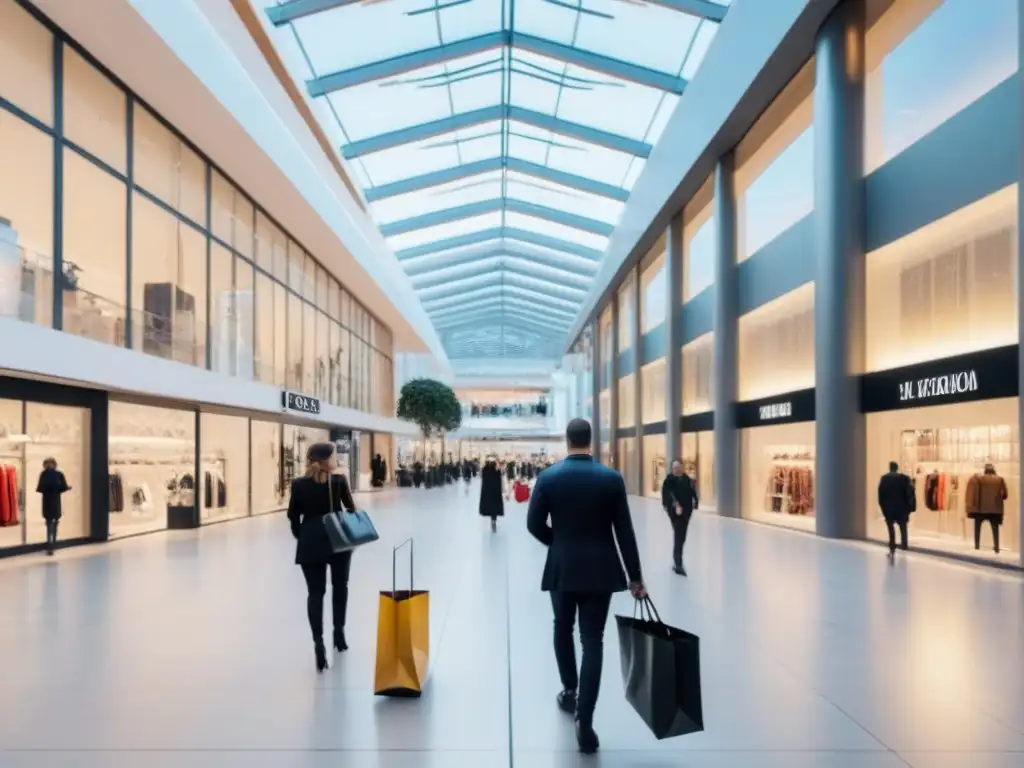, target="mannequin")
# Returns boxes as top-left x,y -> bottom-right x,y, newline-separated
965,463 -> 1008,554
